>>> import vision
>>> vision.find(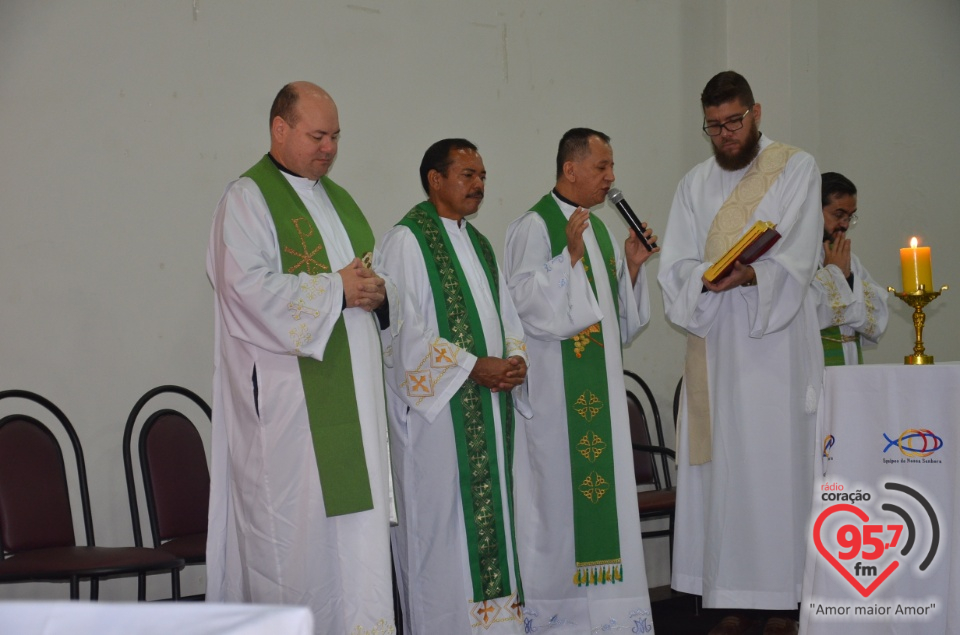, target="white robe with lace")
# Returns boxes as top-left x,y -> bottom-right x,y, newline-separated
810,250 -> 889,365
657,136 -> 824,609
503,195 -> 656,634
